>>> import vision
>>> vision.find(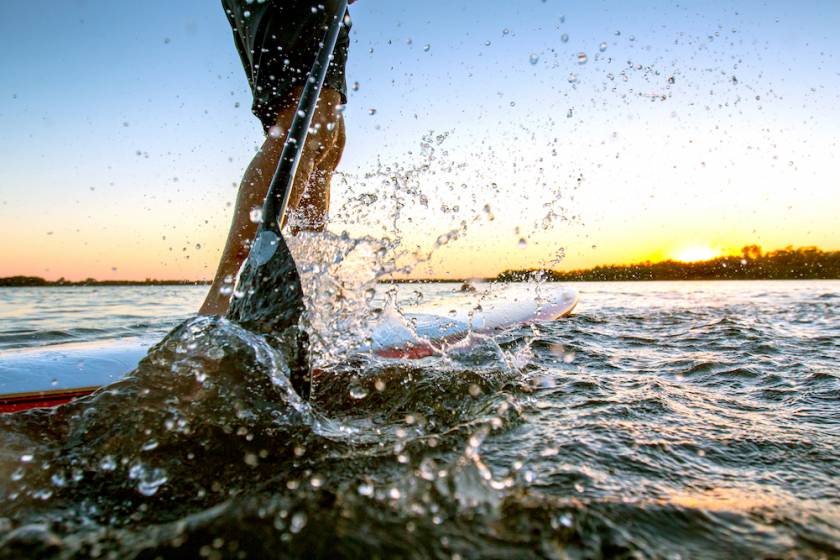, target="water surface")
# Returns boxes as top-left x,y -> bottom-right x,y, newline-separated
0,280 -> 837,558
